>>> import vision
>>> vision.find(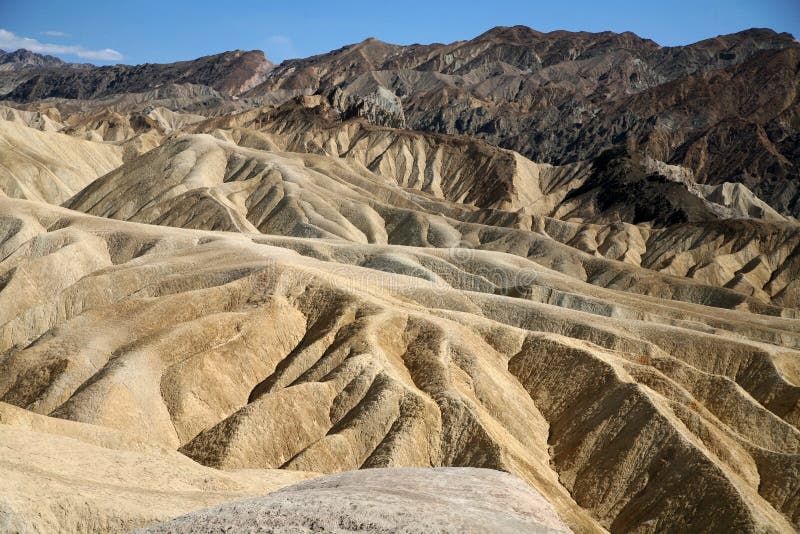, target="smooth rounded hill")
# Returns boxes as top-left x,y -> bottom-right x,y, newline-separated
135,467 -> 572,534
